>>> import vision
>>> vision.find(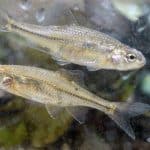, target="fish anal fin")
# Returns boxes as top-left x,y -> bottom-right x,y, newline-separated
45,104 -> 64,119
65,107 -> 89,124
